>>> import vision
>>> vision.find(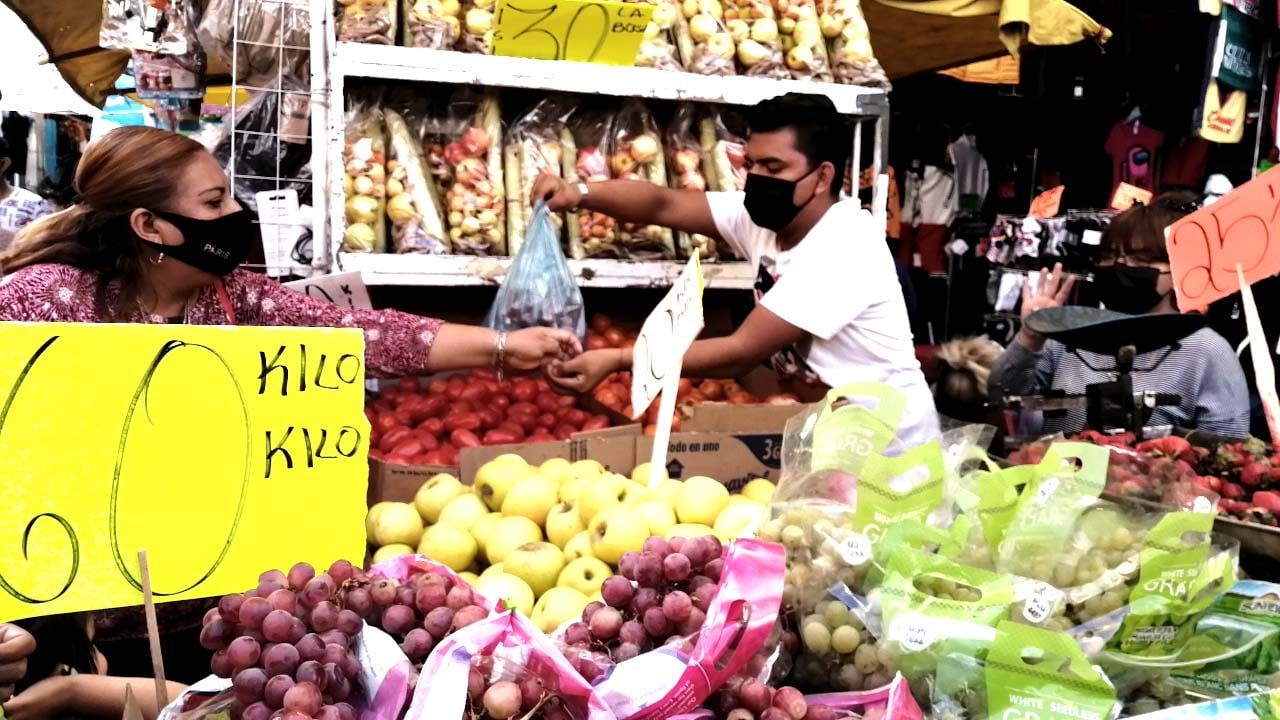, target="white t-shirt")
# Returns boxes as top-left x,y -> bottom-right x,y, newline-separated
707,192 -> 940,447
0,186 -> 52,250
